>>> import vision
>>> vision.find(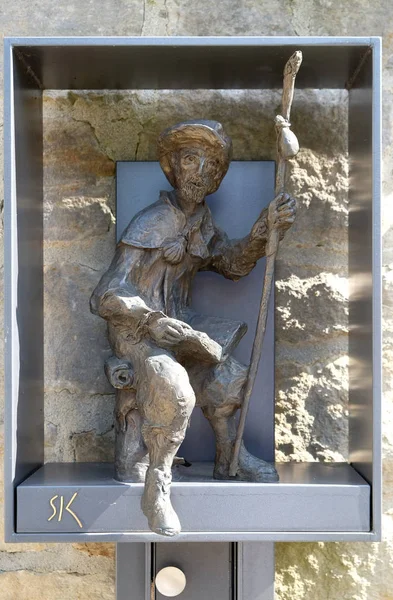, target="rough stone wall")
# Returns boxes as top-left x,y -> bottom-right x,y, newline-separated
0,2 -> 392,600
